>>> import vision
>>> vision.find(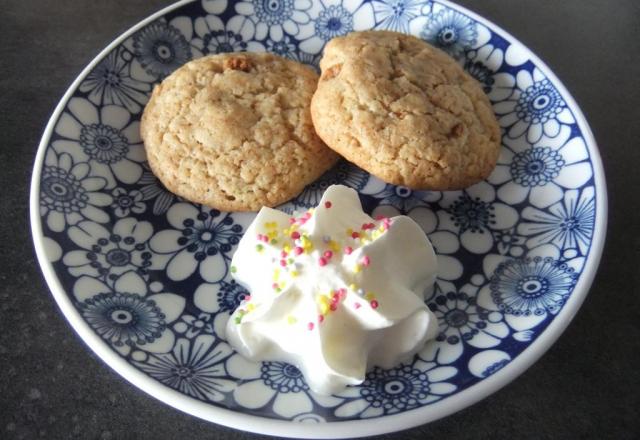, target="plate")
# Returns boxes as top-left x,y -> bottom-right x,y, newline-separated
30,0 -> 606,437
